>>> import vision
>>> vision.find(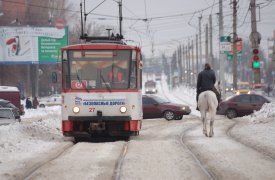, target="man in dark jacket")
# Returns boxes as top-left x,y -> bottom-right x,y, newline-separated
196,63 -> 221,110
